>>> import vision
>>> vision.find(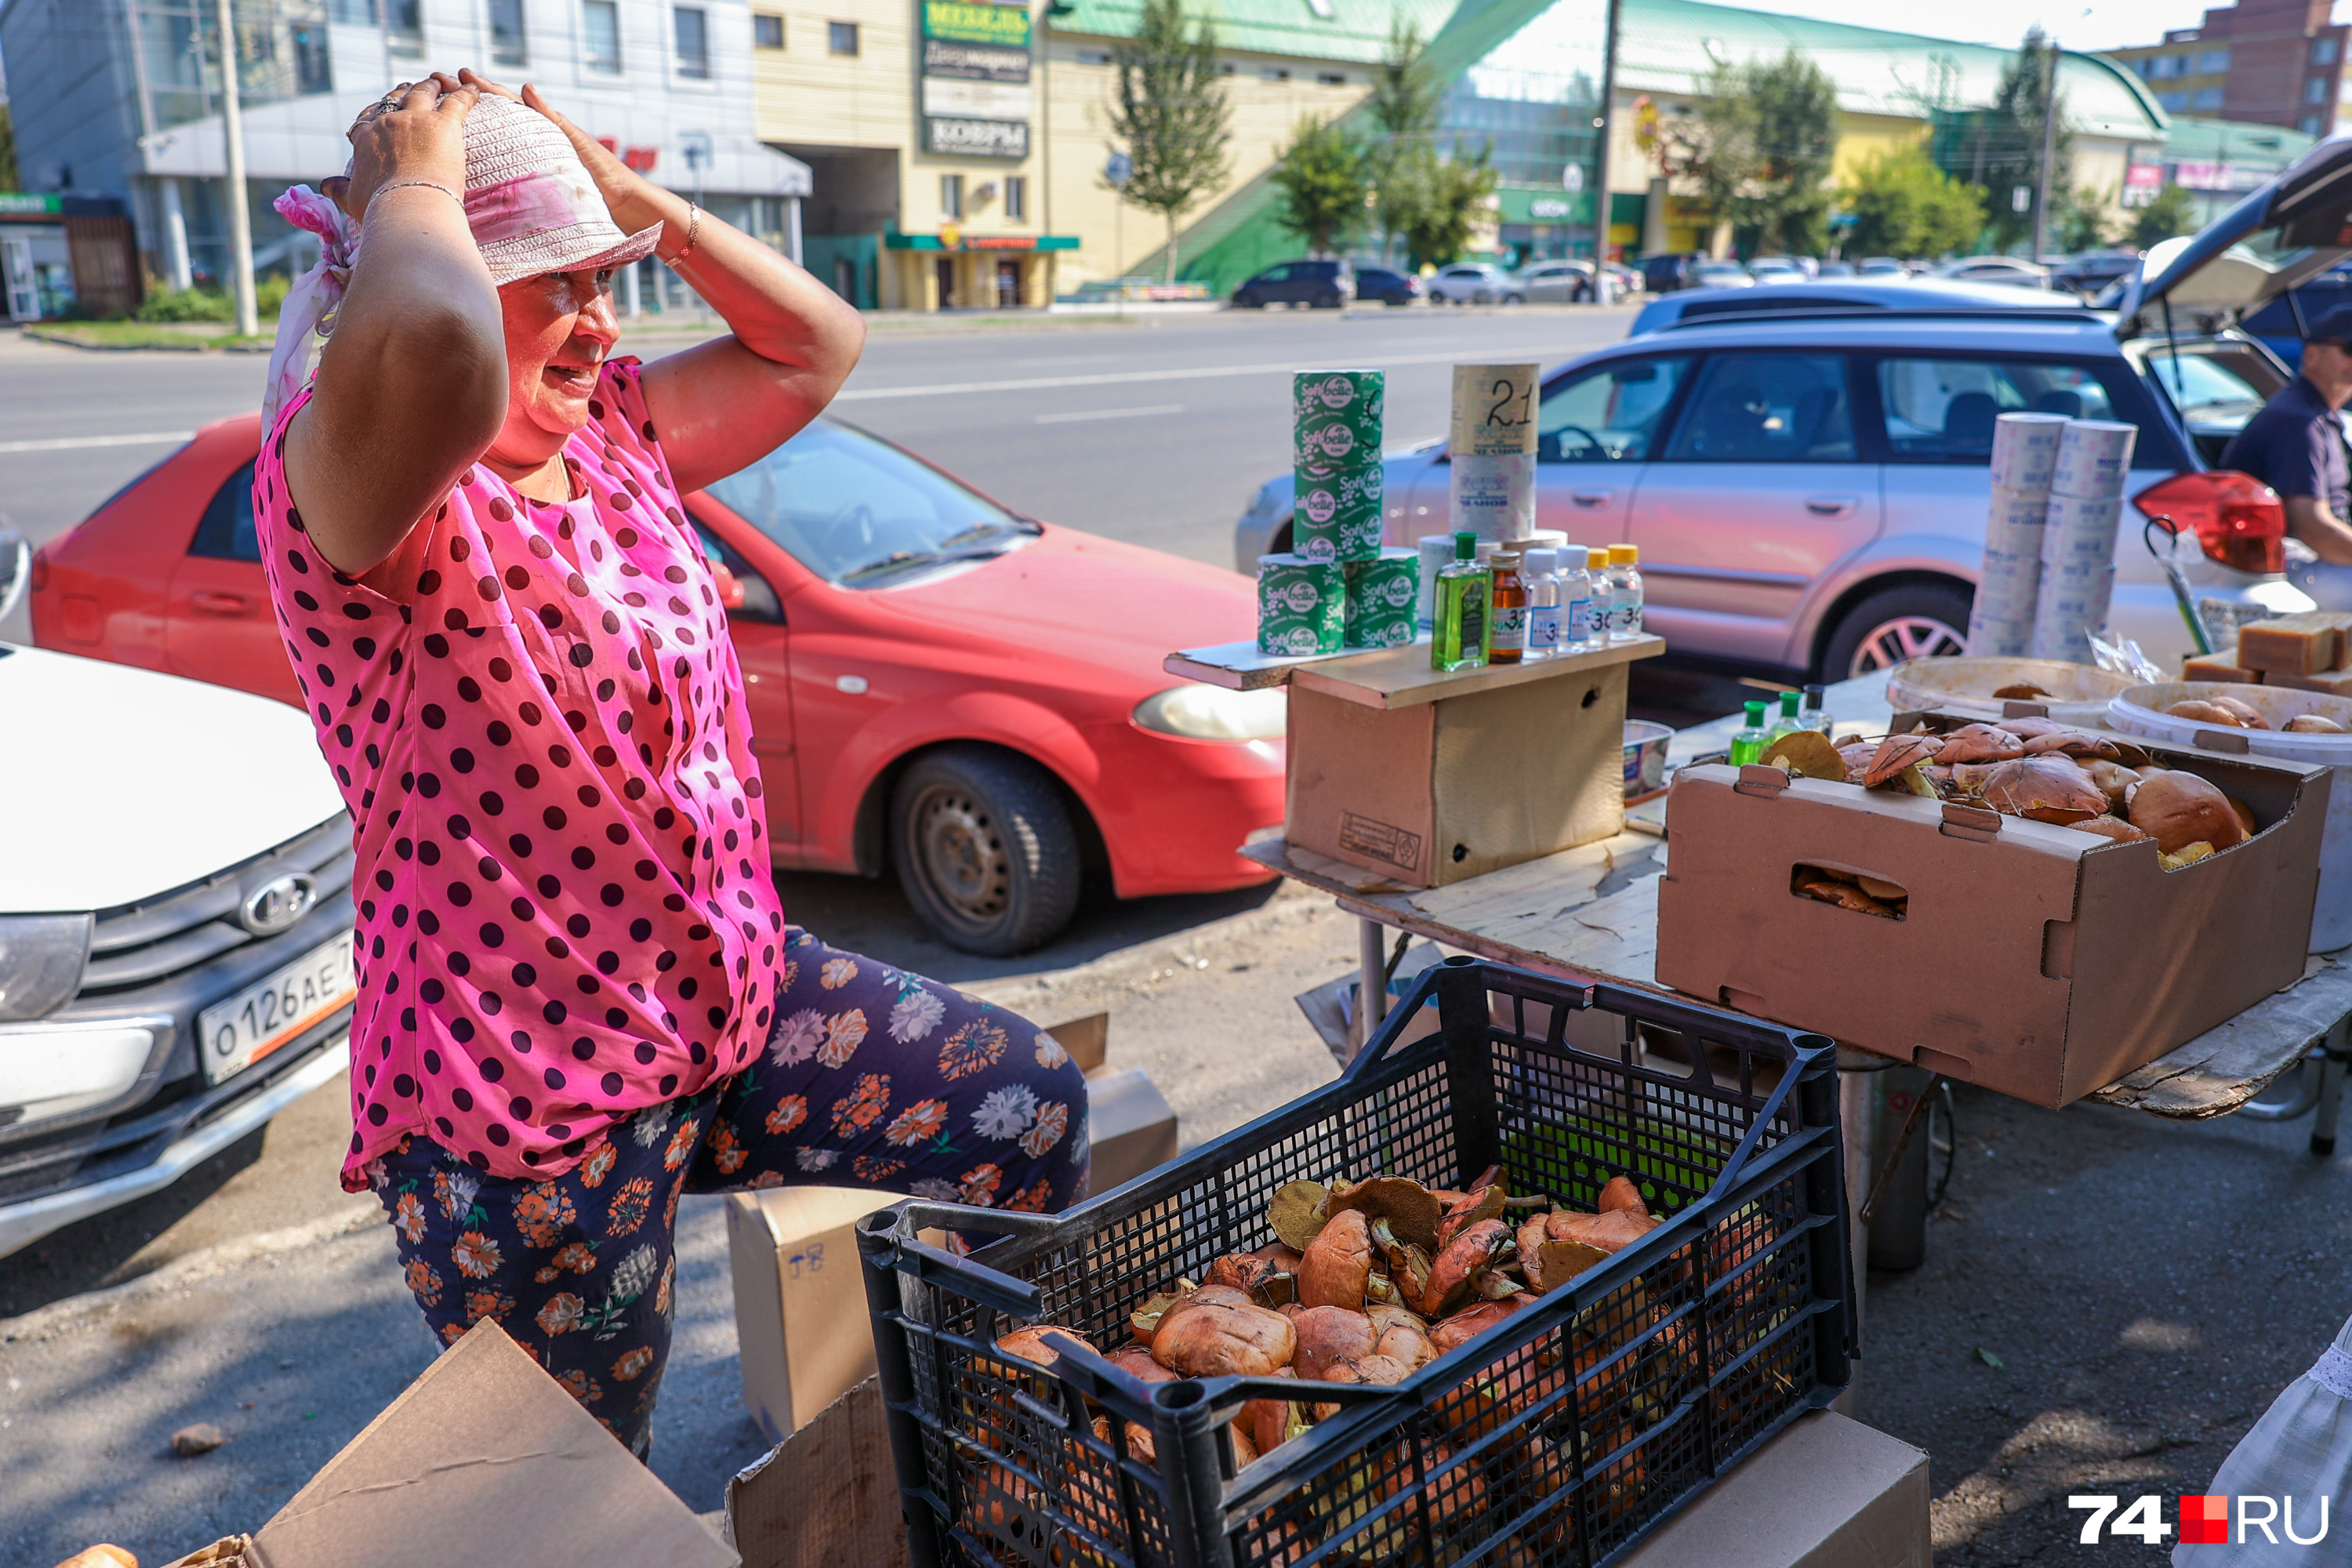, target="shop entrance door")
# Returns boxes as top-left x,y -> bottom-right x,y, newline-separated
996,259 -> 1020,307
2,236 -> 37,321
935,256 -> 956,307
